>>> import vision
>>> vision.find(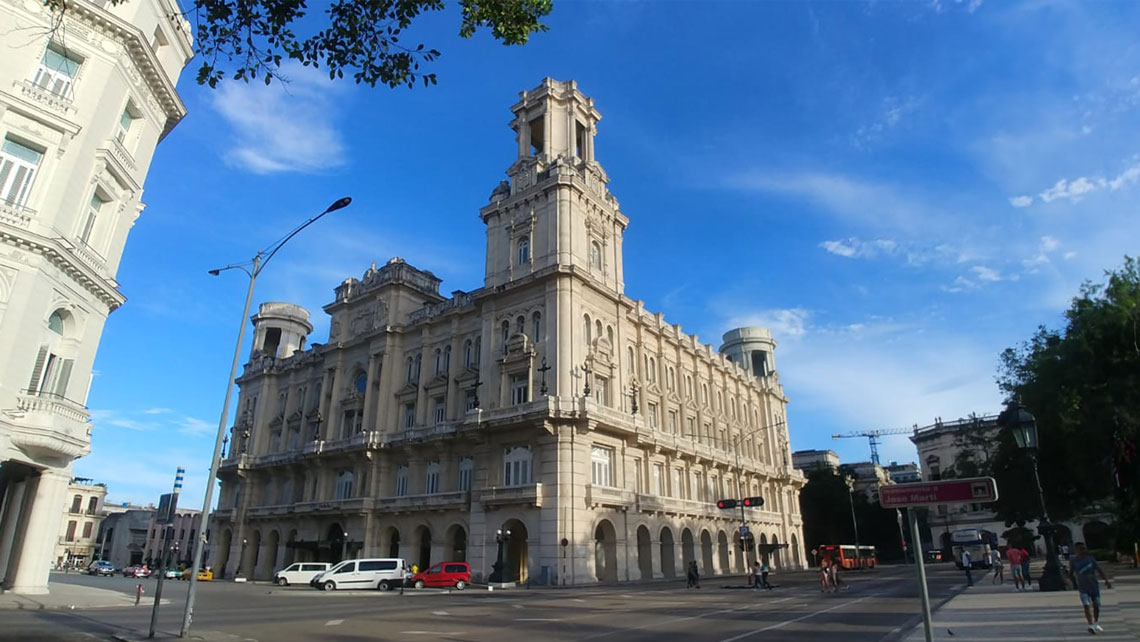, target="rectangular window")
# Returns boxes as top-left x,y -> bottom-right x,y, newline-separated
652,463 -> 664,496
0,138 -> 43,207
65,520 -> 77,541
433,396 -> 446,424
86,497 -> 98,514
510,374 -> 529,405
674,468 -> 685,499
403,403 -> 415,429
591,445 -> 613,487
425,461 -> 440,494
633,458 -> 643,493
458,456 -> 473,492
395,465 -> 408,497
465,389 -> 478,411
686,417 -> 695,438
647,403 -> 658,429
116,104 -> 138,143
667,410 -> 678,434
79,192 -> 105,245
594,376 -> 607,406
33,45 -> 81,97
503,449 -> 531,487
